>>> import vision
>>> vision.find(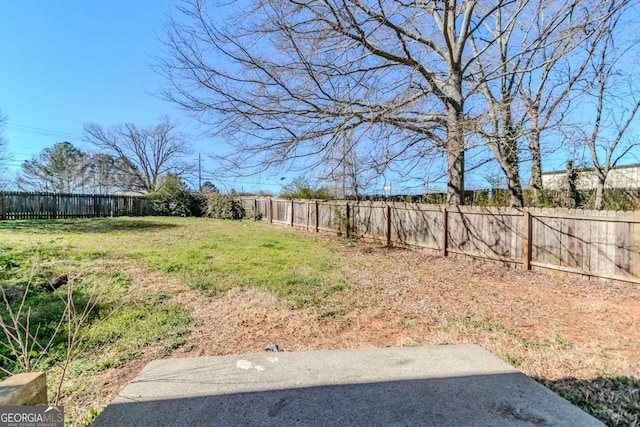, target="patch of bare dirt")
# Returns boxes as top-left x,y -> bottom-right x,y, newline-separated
69,241 -> 640,426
